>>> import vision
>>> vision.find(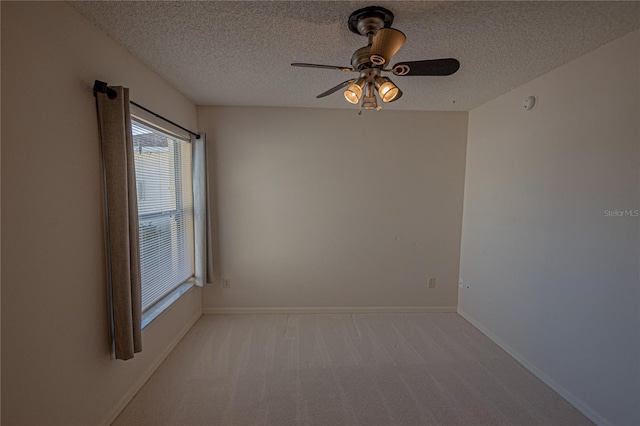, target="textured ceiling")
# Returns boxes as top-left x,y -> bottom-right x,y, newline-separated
71,1 -> 640,111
